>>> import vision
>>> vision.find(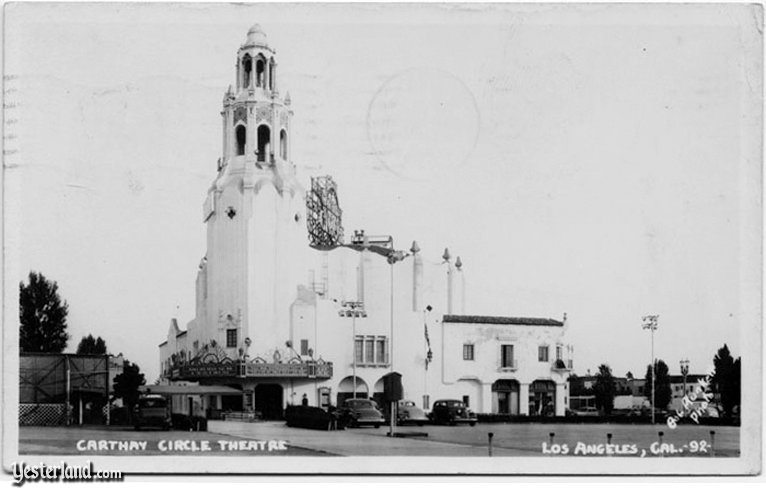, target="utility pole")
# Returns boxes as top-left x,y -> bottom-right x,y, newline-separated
642,315 -> 659,424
